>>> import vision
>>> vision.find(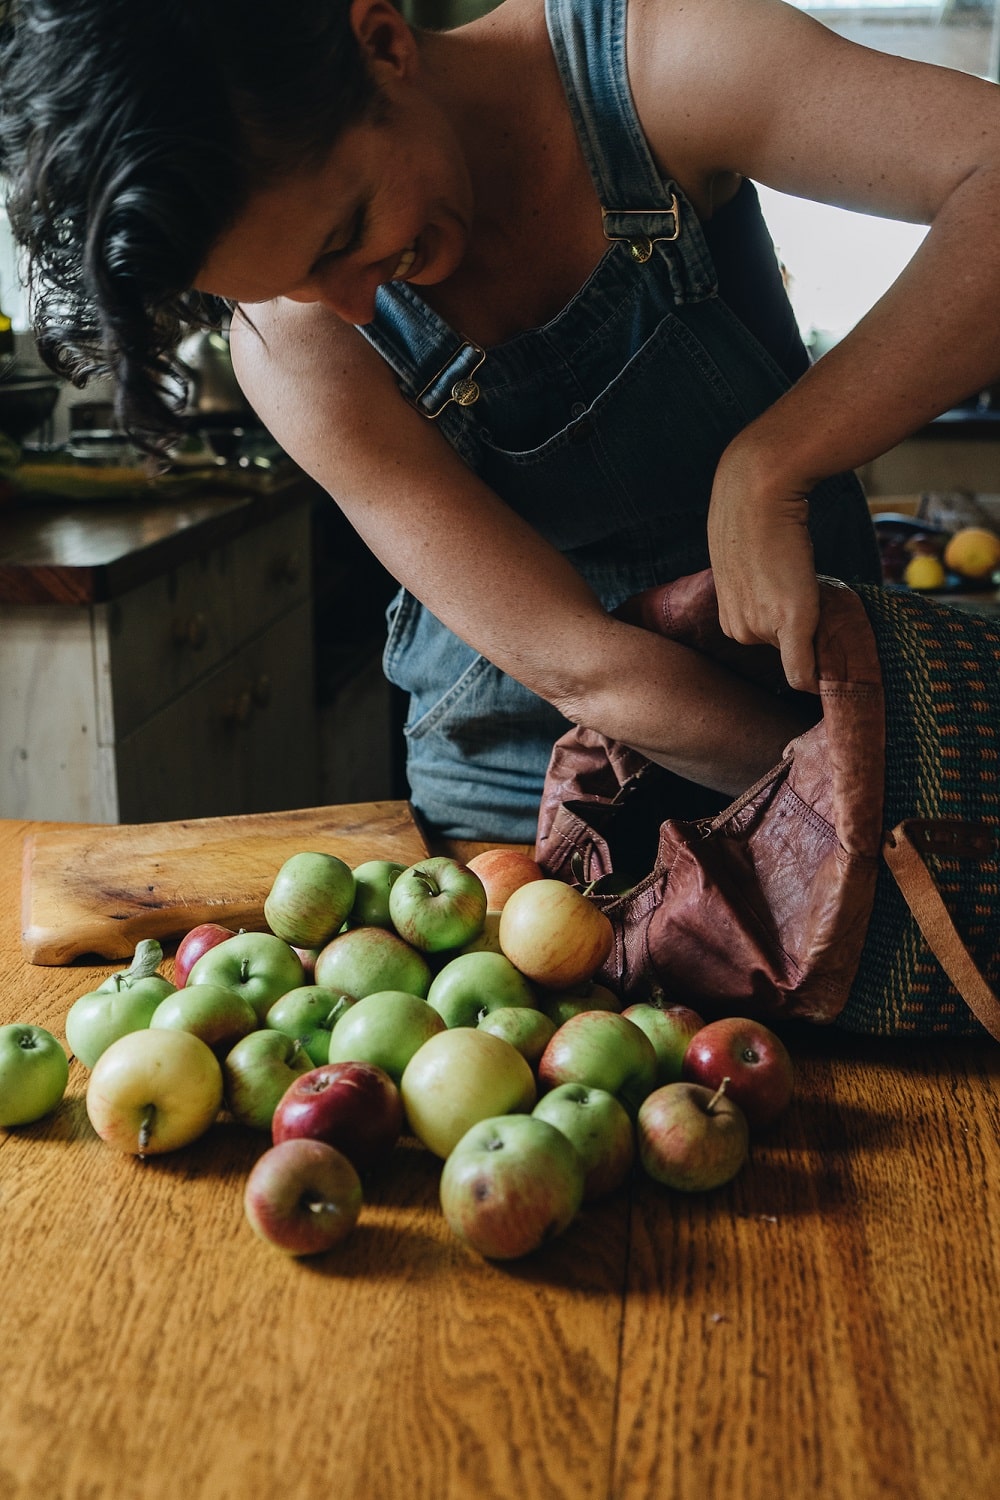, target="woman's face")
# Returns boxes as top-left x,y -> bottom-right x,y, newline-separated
197,95 -> 474,325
